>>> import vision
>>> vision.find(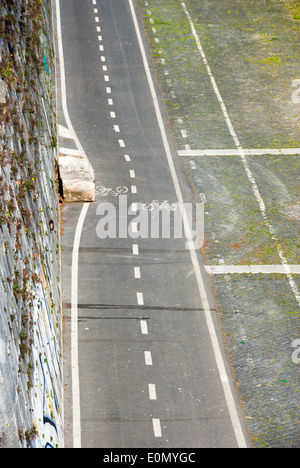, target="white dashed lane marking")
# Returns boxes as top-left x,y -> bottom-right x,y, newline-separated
144,351 -> 153,366
134,267 -> 141,279
136,292 -> 144,306
92,0 -> 160,442
148,384 -> 157,400
152,418 -> 162,438
140,320 -> 148,335
132,244 -> 139,255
